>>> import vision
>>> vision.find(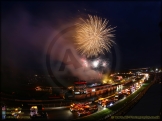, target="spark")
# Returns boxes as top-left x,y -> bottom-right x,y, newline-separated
102,62 -> 106,67
75,15 -> 116,57
92,60 -> 99,68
